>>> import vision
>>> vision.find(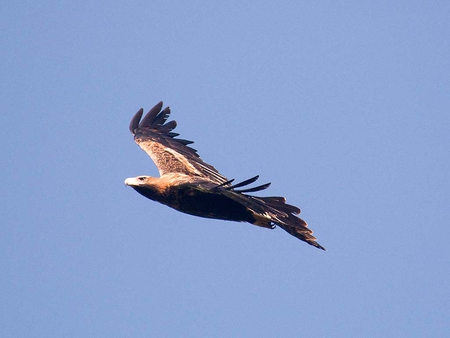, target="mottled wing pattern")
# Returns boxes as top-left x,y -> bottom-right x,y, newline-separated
129,101 -> 228,184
